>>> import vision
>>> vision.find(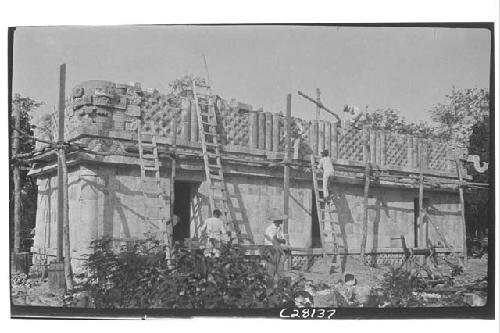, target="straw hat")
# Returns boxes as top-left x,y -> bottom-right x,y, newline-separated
268,208 -> 286,223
